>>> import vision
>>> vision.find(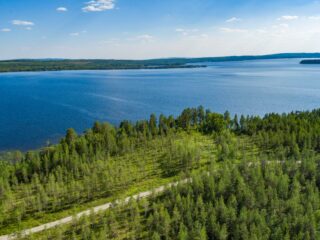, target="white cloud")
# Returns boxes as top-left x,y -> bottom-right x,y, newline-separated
69,31 -> 87,37
256,29 -> 267,34
136,34 -> 154,41
25,27 -> 32,31
99,38 -> 120,45
70,32 -> 80,37
6,5 -> 320,60
220,27 -> 248,33
1,28 -> 11,32
82,0 -> 115,12
126,34 -> 154,42
57,7 -> 68,12
277,15 -> 299,21
226,17 -> 242,23
69,30 -> 88,37
12,20 -> 34,26
309,16 -> 320,20
175,28 -> 199,36
175,28 -> 184,32
272,23 -> 289,29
